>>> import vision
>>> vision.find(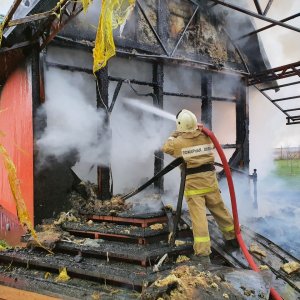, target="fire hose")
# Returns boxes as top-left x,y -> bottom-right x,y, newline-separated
121,126 -> 282,300
201,126 -> 282,300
